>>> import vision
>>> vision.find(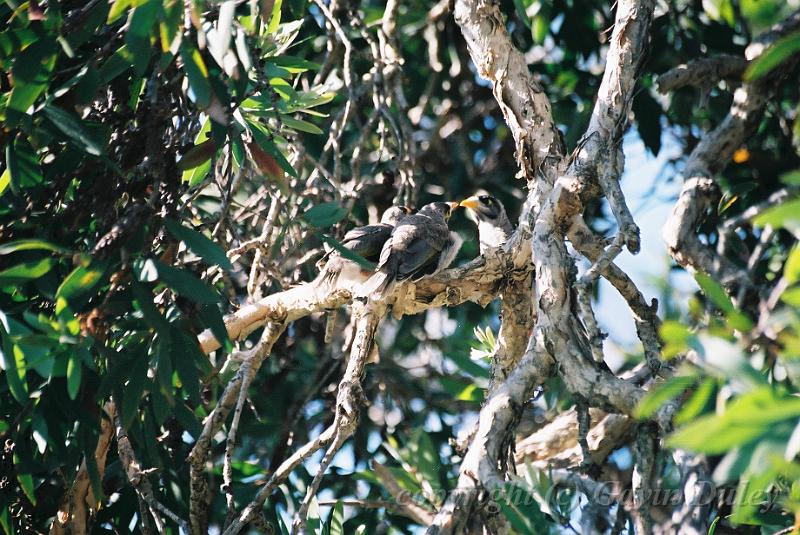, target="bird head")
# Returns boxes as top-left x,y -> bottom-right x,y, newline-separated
380,205 -> 412,225
459,193 -> 508,225
419,201 -> 460,221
